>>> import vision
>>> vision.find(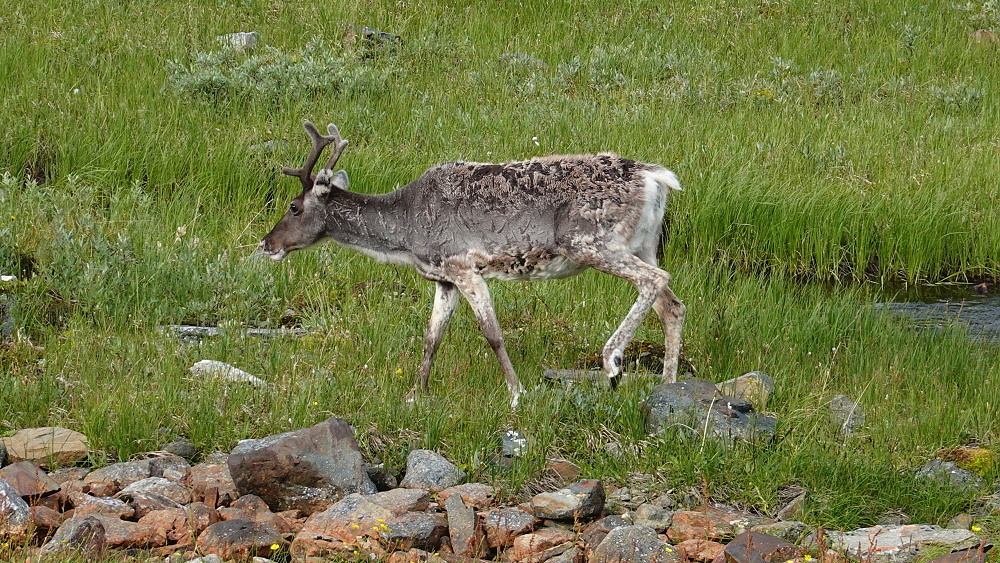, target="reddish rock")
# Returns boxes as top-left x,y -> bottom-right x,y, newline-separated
545,458 -> 583,484
446,492 -> 486,557
83,460 -> 151,497
369,487 -> 432,514
28,504 -> 65,540
678,538 -> 727,562
89,513 -> 167,548
290,493 -> 395,559
47,467 -> 91,485
220,494 -> 294,534
437,483 -> 495,510
509,527 -> 576,561
187,455 -> 239,507
484,507 -> 539,548
0,427 -> 89,467
196,518 -> 287,560
0,461 -> 60,497
146,454 -> 192,484
719,531 -> 803,563
138,507 -> 190,543
667,507 -> 761,543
